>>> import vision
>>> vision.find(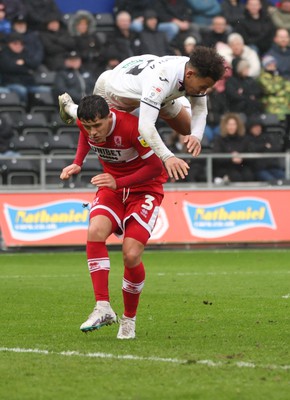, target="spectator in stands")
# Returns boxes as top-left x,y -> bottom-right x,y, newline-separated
177,35 -> 196,56
67,10 -> 104,74
234,0 -> 275,55
266,28 -> 290,79
200,15 -> 231,48
23,0 -> 62,31
2,0 -> 26,21
103,11 -> 139,62
153,0 -> 202,44
258,54 -> 290,121
220,0 -> 245,28
134,9 -> 172,56
52,50 -> 95,105
246,115 -> 285,181
114,0 -> 181,44
11,15 -> 44,68
203,85 -> 229,147
166,130 -> 206,182
216,32 -> 261,78
0,3 -> 11,45
269,0 -> 290,33
212,112 -> 254,183
0,32 -> 51,105
186,0 -> 222,27
225,58 -> 264,116
40,16 -> 76,71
